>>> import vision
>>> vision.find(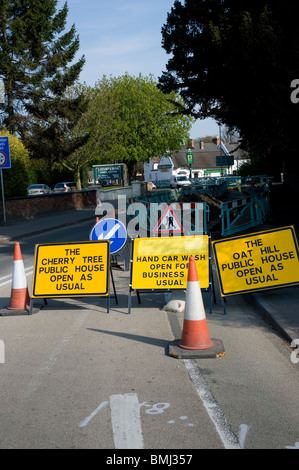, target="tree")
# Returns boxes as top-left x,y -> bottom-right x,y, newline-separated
0,0 -> 88,184
62,81 -> 120,189
24,86 -> 89,189
159,0 -> 299,177
0,129 -> 35,196
72,74 -> 194,181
